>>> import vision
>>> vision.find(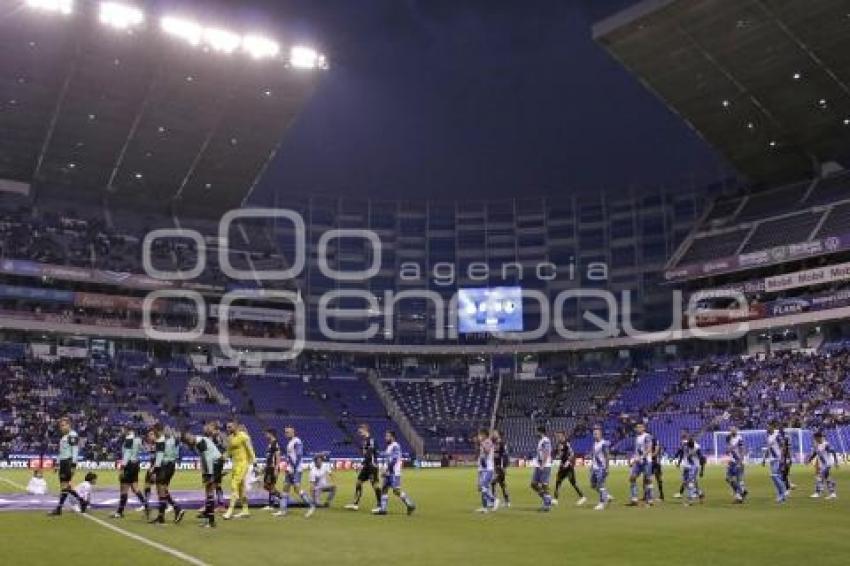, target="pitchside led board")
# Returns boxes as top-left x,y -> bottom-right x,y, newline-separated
457,287 -> 524,334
